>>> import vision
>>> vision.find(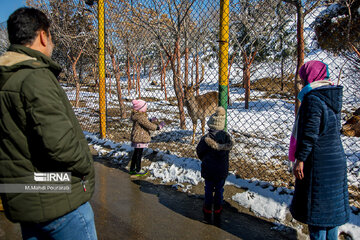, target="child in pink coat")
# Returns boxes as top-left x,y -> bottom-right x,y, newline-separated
130,99 -> 165,176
